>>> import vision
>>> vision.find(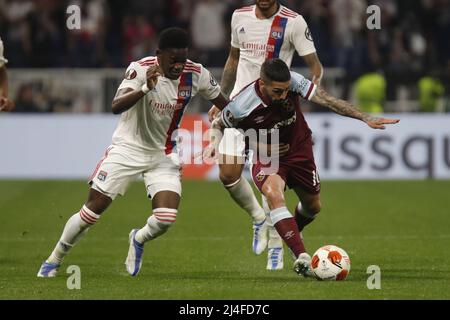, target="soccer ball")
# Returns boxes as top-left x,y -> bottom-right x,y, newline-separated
311,245 -> 351,281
